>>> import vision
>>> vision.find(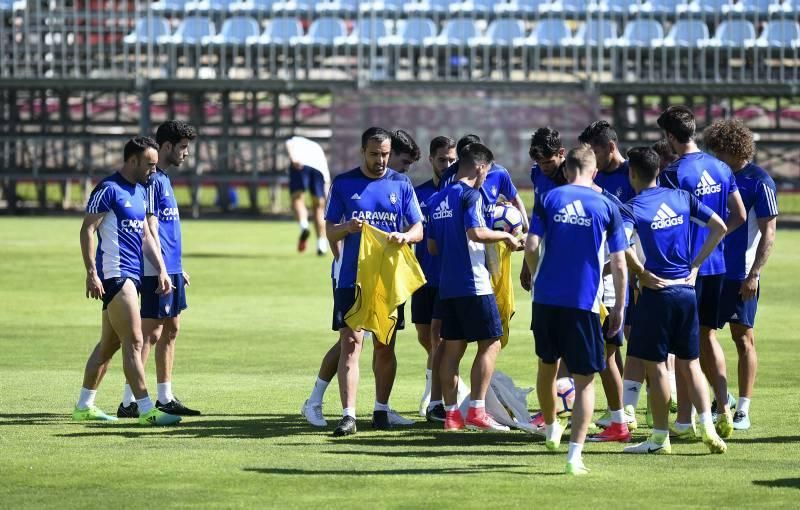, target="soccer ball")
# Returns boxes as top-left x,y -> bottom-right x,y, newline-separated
492,203 -> 524,238
556,377 -> 575,417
